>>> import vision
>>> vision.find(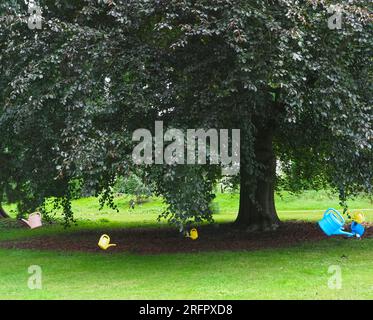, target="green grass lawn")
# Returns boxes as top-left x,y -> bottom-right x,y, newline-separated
0,190 -> 372,300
